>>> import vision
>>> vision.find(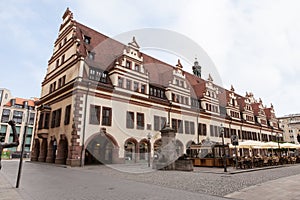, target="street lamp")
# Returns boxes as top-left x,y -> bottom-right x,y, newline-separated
276,132 -> 281,157
220,124 -> 227,172
147,133 -> 152,167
